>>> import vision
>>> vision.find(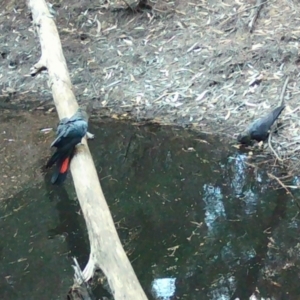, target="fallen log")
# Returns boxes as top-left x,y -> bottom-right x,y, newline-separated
27,1 -> 148,299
